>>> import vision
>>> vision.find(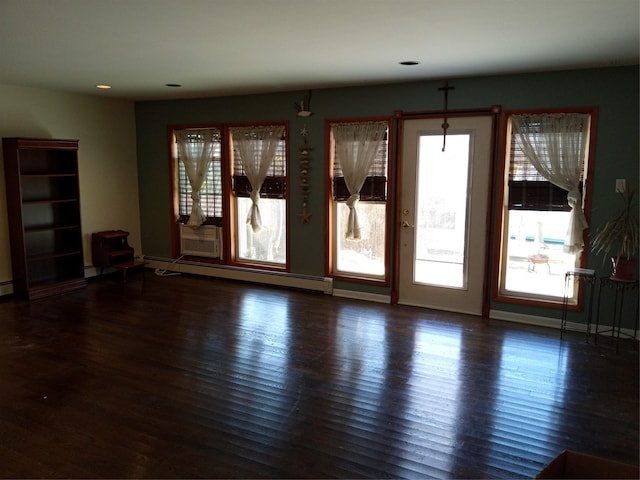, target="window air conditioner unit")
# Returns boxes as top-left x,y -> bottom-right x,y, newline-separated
179,225 -> 223,259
